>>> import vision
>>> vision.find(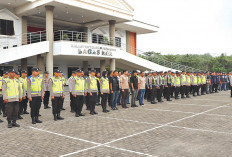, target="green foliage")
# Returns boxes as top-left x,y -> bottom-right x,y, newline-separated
141,51 -> 232,73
